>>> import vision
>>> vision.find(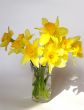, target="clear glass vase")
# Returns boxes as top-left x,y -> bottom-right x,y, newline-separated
30,62 -> 51,102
